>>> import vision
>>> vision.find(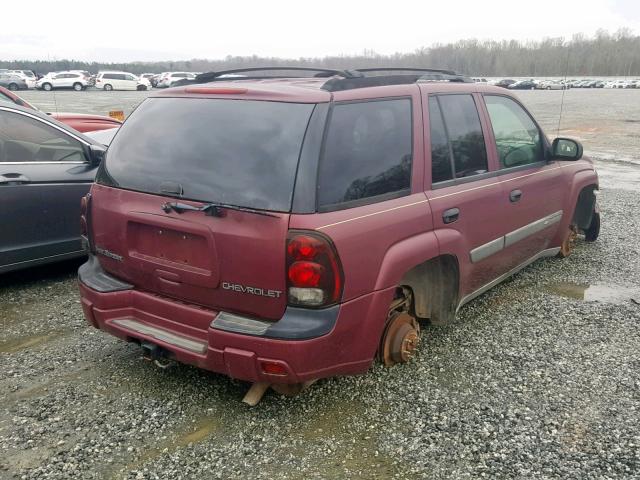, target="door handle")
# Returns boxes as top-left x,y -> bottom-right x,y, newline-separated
0,173 -> 31,185
509,189 -> 523,202
442,207 -> 460,224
